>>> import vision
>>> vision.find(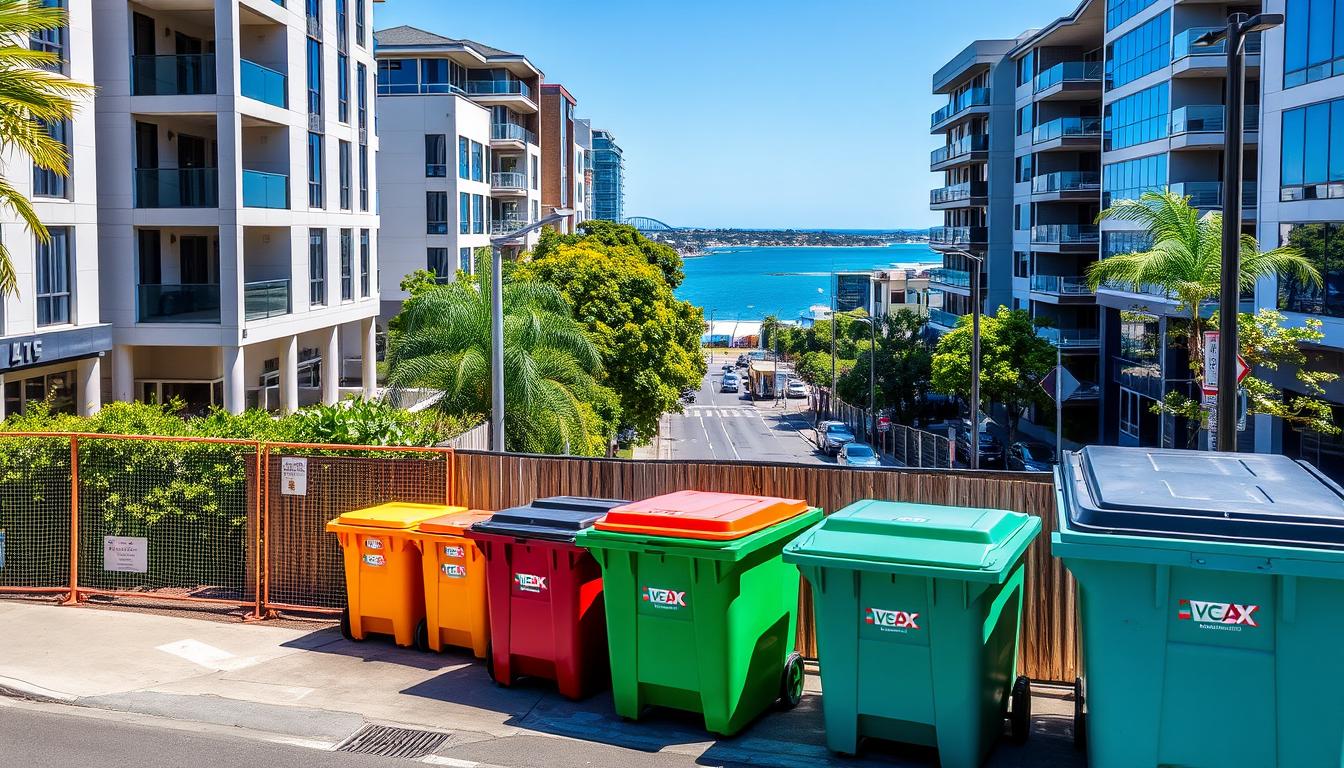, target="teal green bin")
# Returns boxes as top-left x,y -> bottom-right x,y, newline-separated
783,499 -> 1041,767
1055,446 -> 1344,768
